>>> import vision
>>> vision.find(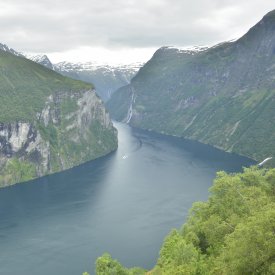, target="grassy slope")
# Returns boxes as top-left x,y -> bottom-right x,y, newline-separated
0,50 -> 92,122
